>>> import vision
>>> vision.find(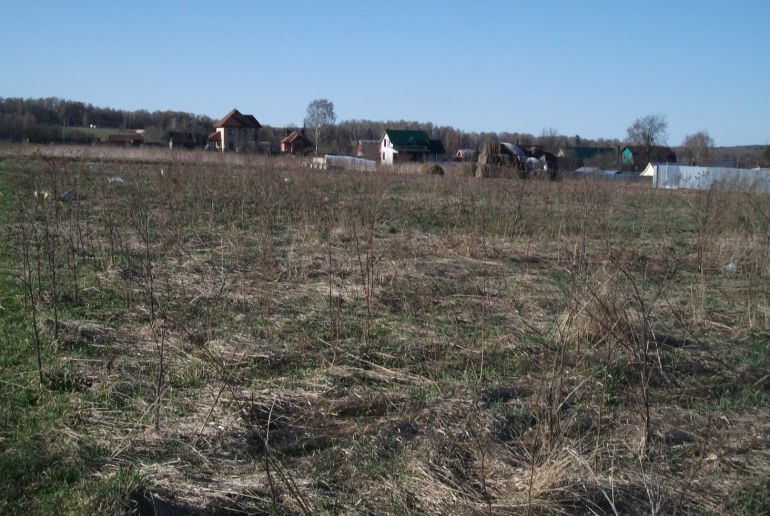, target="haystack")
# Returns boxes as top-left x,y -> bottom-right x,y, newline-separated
419,163 -> 444,176
475,142 -> 524,178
